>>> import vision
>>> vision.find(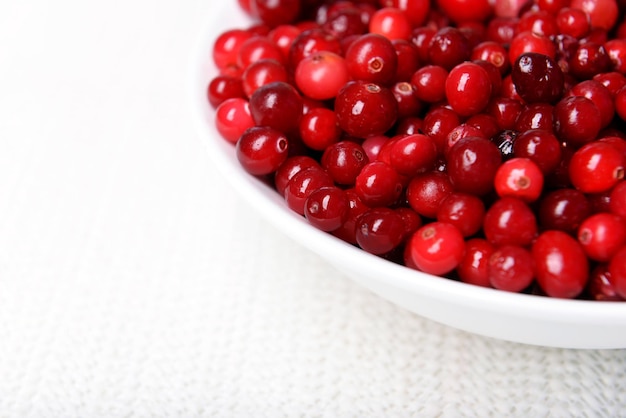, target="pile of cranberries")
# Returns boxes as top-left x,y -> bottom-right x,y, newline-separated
208,0 -> 626,300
